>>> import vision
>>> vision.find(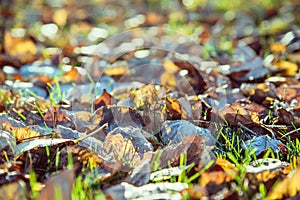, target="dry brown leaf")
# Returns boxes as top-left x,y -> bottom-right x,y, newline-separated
43,107 -> 73,128
11,126 -> 40,142
267,166 -> 300,199
165,97 -> 186,120
199,158 -> 237,187
146,12 -> 165,25
102,127 -> 153,168
38,168 -> 76,200
94,89 -> 115,110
